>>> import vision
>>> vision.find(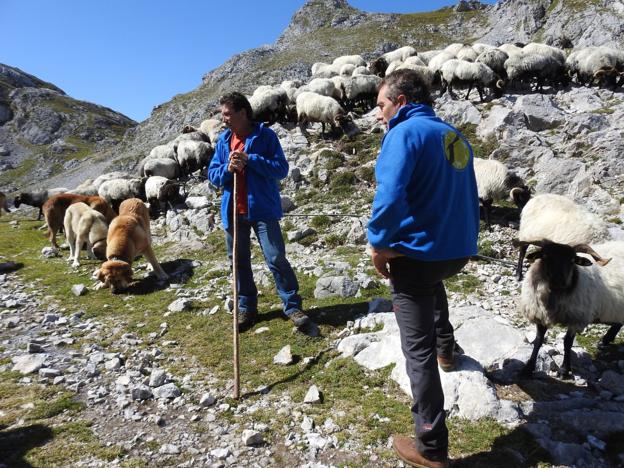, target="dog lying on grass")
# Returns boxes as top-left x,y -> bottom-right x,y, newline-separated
95,198 -> 168,293
63,202 -> 109,267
